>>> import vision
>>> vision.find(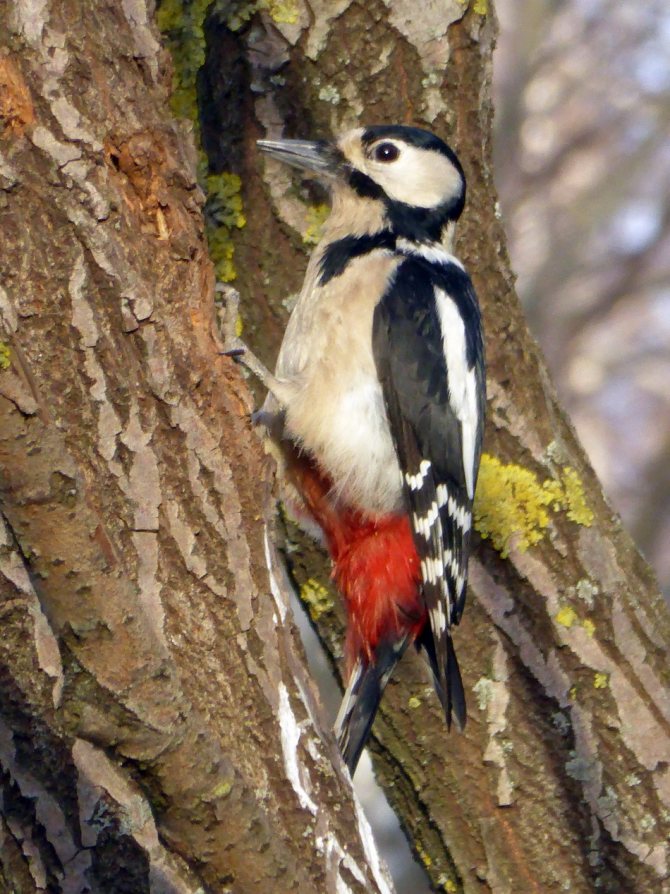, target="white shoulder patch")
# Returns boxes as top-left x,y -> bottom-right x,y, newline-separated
396,238 -> 465,270
434,287 -> 479,499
